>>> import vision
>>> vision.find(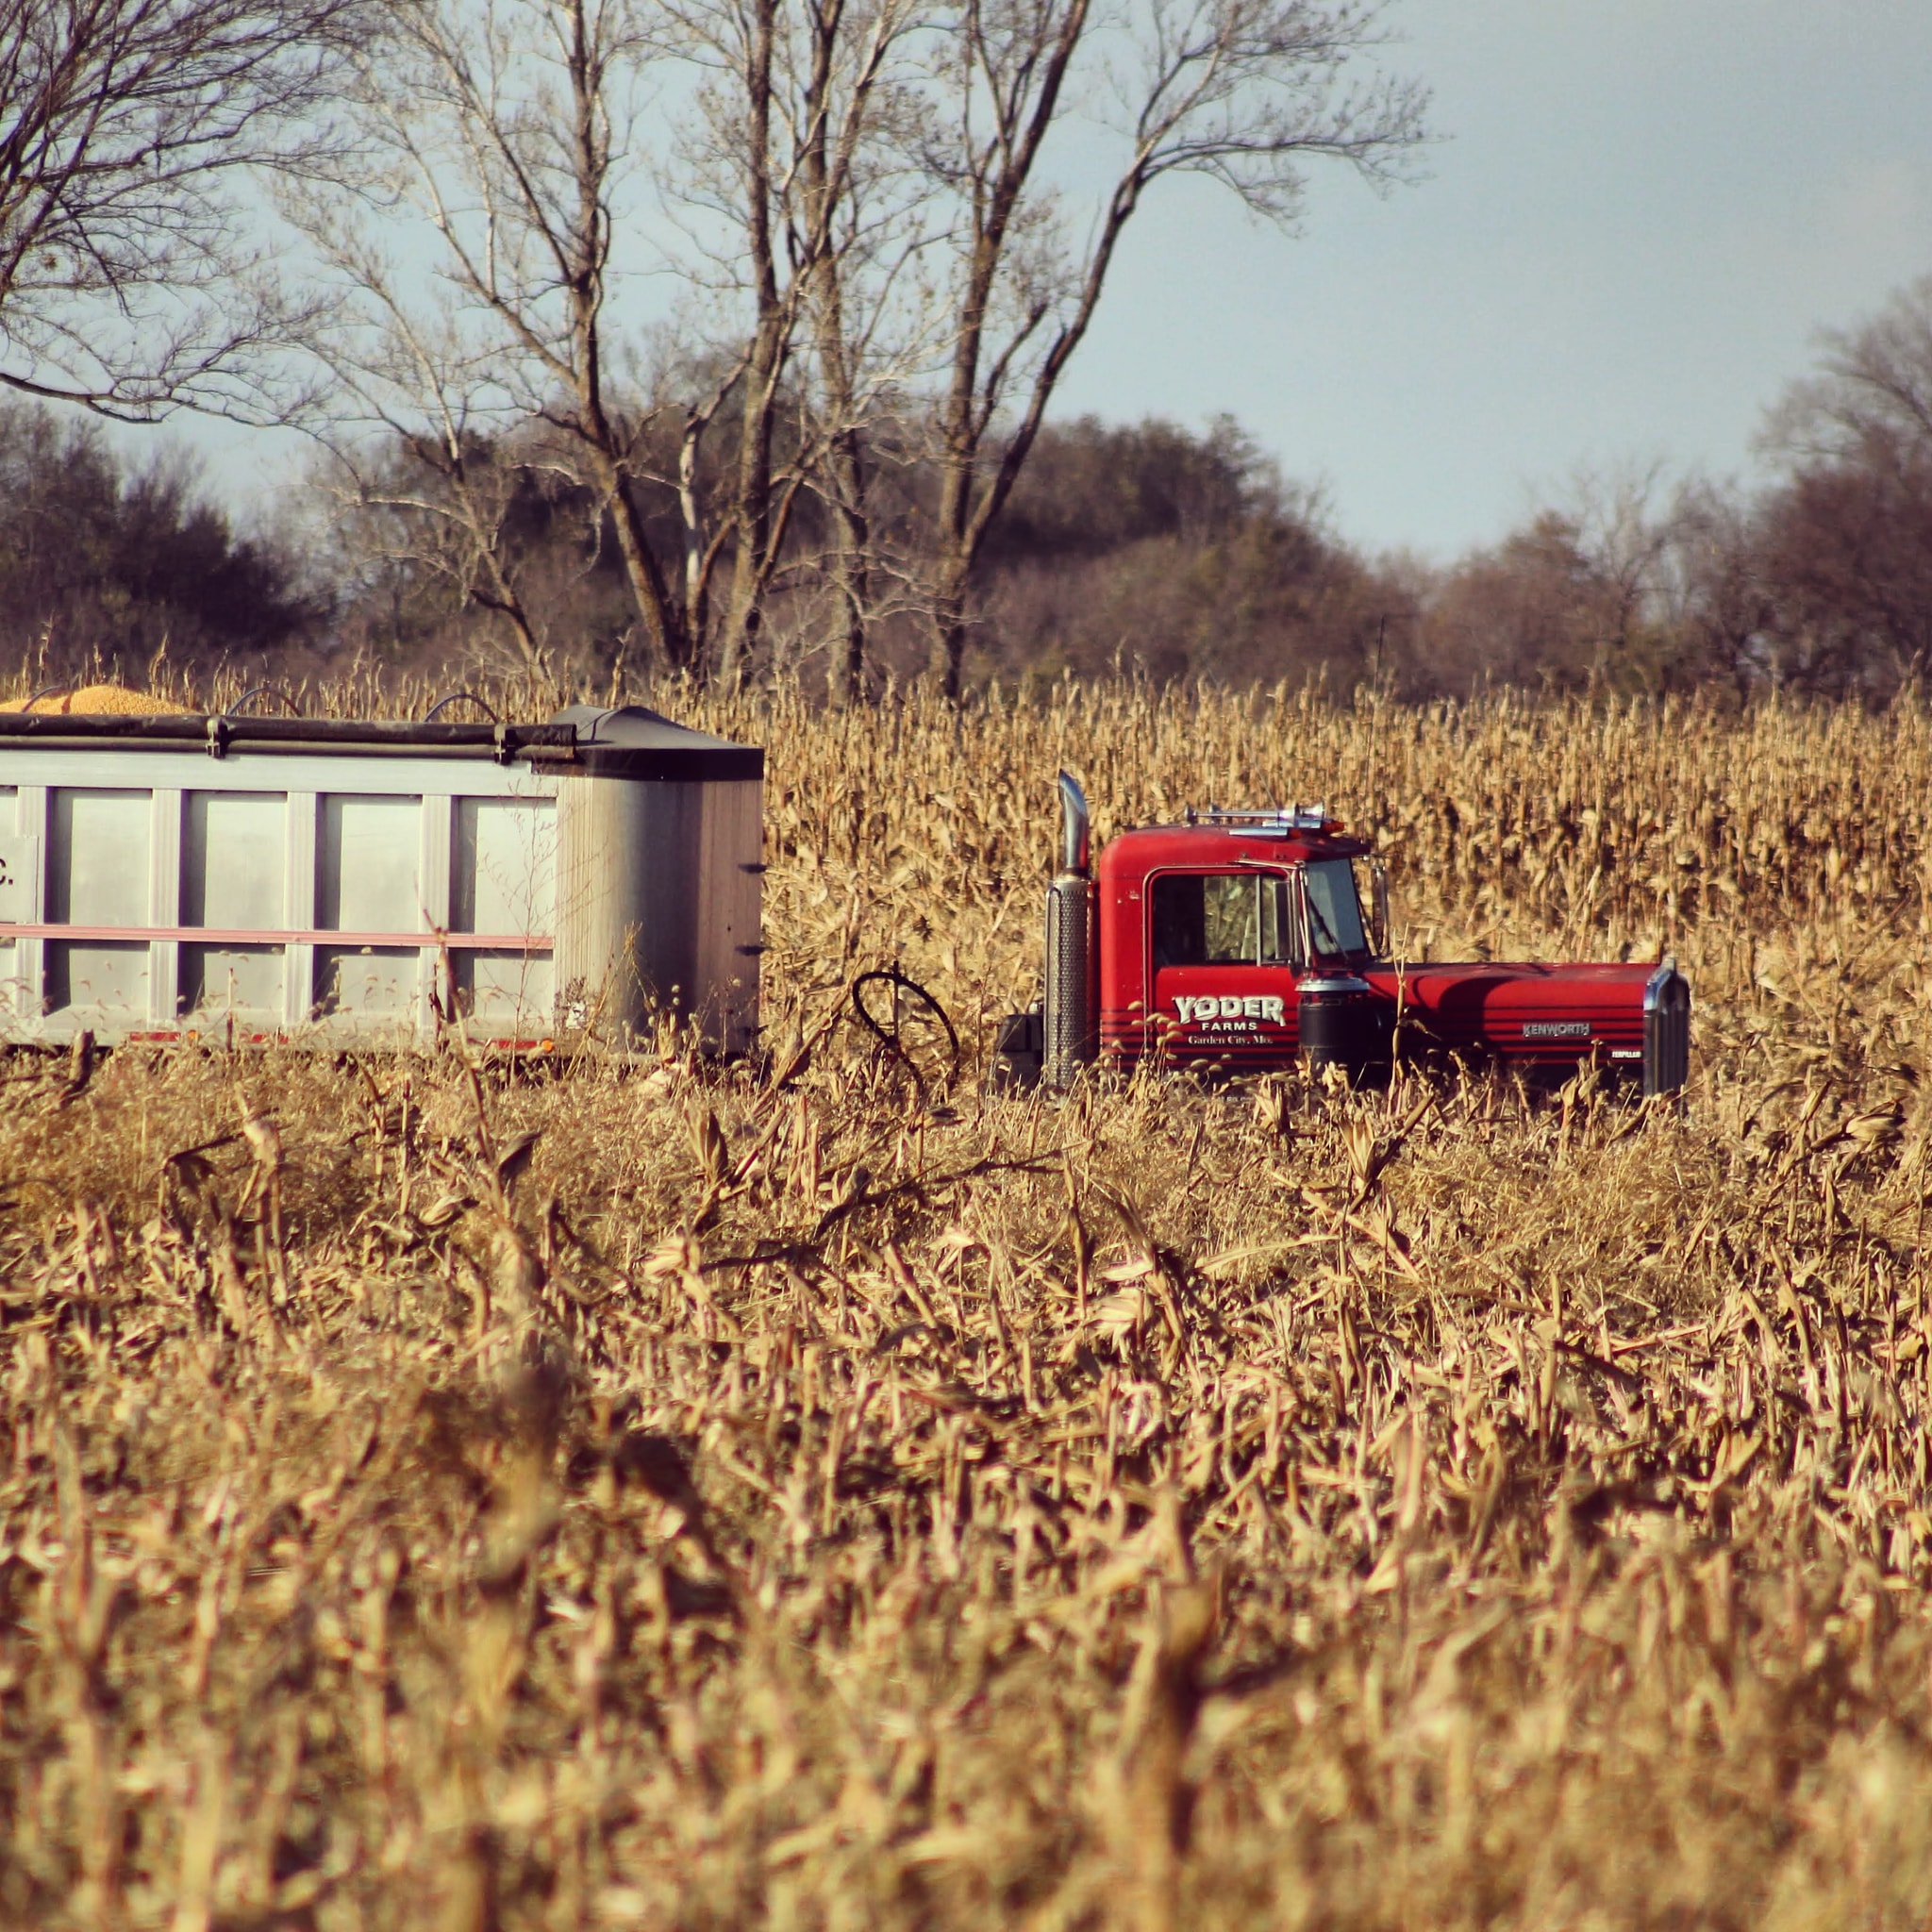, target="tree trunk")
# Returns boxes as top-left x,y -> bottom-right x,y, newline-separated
927,376 -> 980,698
607,460 -> 694,670
717,339 -> 783,687
822,426 -> 870,705
563,0 -> 692,673
926,548 -> 971,699
715,0 -> 782,689
576,424 -> 691,671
